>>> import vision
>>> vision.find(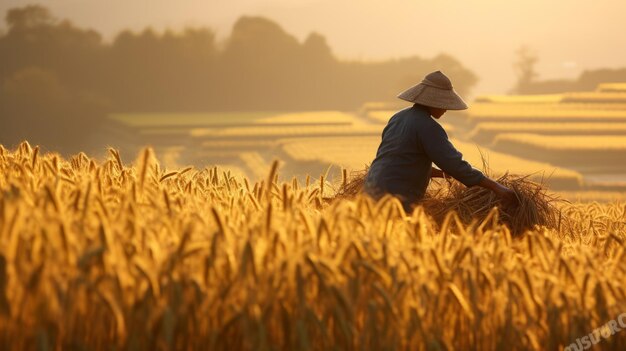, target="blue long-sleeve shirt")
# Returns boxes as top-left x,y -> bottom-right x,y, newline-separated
364,104 -> 485,211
